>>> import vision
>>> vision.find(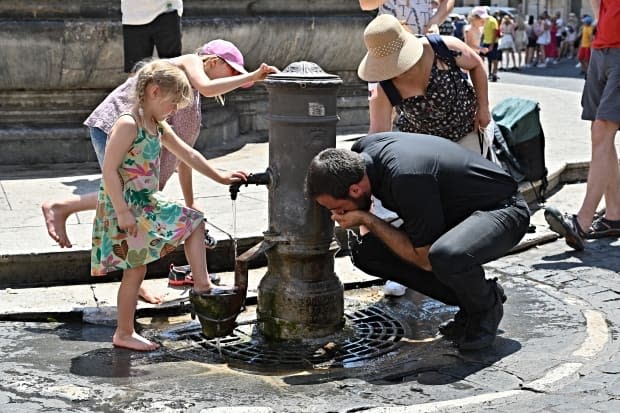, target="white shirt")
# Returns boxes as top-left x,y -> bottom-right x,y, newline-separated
378,0 -> 433,35
121,0 -> 183,25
